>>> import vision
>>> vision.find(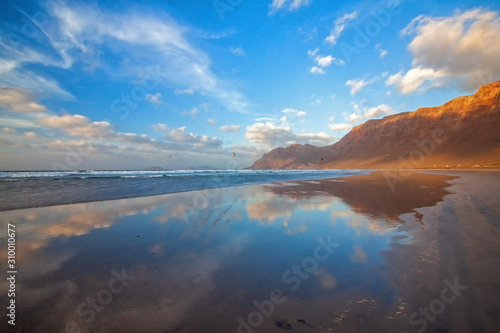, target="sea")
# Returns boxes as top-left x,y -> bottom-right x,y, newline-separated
0,169 -> 366,211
